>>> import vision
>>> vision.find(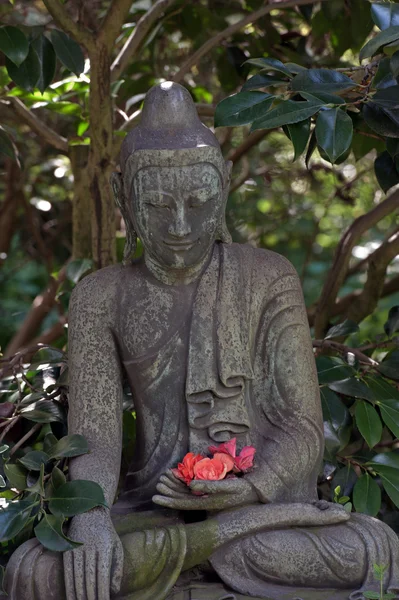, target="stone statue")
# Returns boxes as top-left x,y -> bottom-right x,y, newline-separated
5,82 -> 399,600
